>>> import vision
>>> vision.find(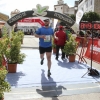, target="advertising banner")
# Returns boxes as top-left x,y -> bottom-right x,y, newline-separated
71,10 -> 83,33
76,37 -> 82,43
18,18 -> 44,26
84,38 -> 100,63
7,4 -> 75,26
